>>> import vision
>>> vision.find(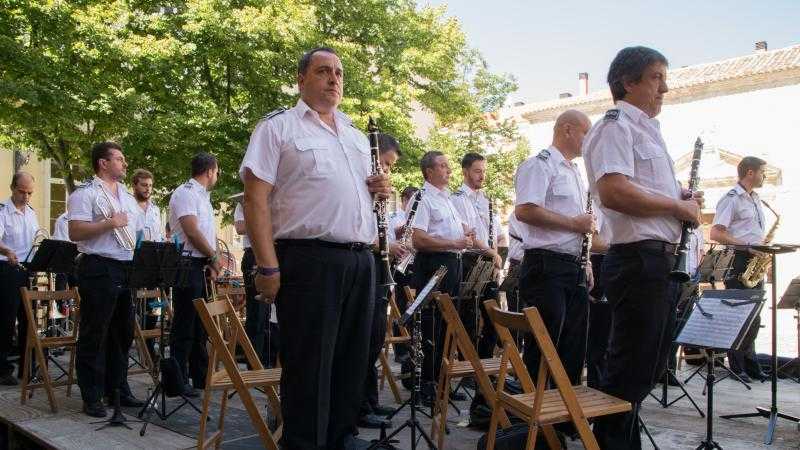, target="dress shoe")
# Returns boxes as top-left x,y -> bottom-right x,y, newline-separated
371,404 -> 395,417
180,384 -> 199,397
746,368 -> 768,382
733,372 -> 752,383
0,373 -> 18,386
106,394 -> 146,407
83,401 -> 107,418
358,413 -> 392,429
341,434 -> 372,450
